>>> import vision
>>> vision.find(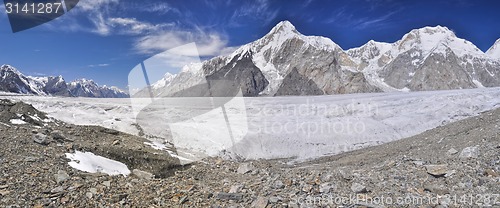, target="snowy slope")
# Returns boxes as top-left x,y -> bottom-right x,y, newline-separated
487,38 -> 500,59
